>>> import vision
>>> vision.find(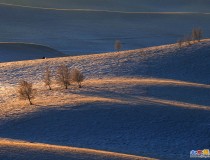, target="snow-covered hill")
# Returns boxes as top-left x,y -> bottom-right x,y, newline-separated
0,41 -> 210,160
0,43 -> 65,62
0,1 -> 210,55
0,139 -> 151,160
1,0 -> 210,12
1,39 -> 210,84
